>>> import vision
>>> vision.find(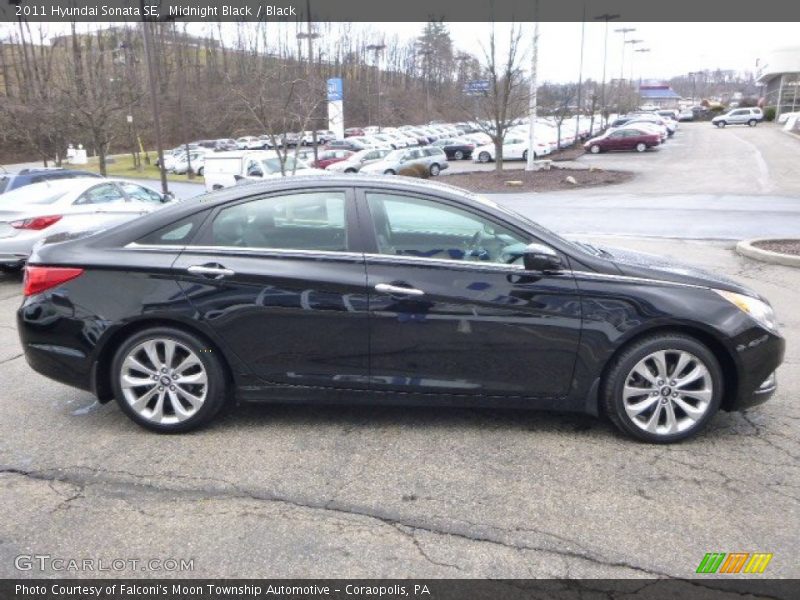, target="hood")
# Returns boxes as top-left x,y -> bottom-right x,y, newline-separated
596,244 -> 761,298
